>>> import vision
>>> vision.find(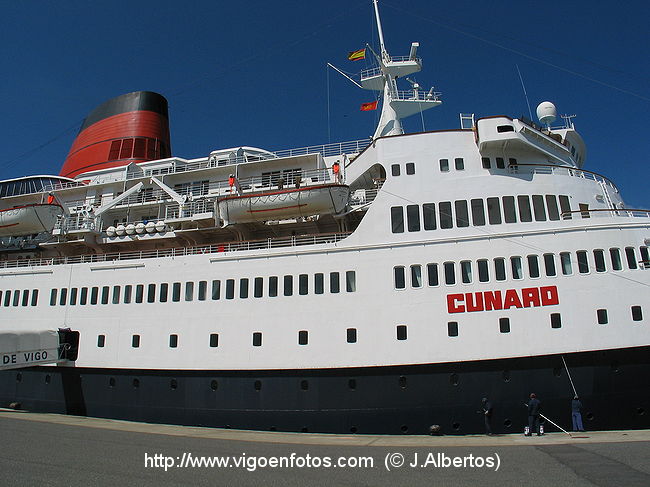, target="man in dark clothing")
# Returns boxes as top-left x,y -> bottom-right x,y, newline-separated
527,393 -> 541,436
481,397 -> 494,435
571,395 -> 585,432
